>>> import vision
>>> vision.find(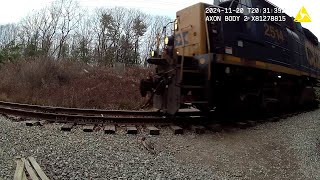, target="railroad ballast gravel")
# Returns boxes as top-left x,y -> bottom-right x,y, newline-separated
0,110 -> 320,179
